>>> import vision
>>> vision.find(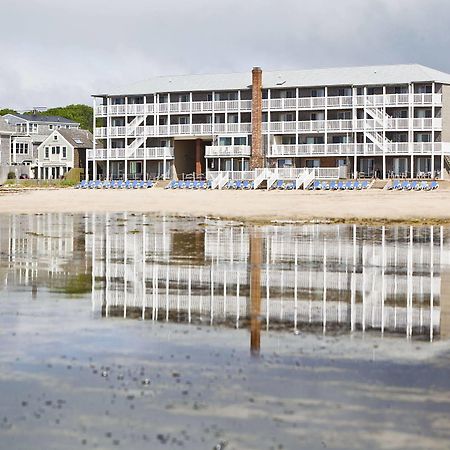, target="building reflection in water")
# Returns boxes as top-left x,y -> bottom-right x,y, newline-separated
0,214 -> 90,294
84,212 -> 450,349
